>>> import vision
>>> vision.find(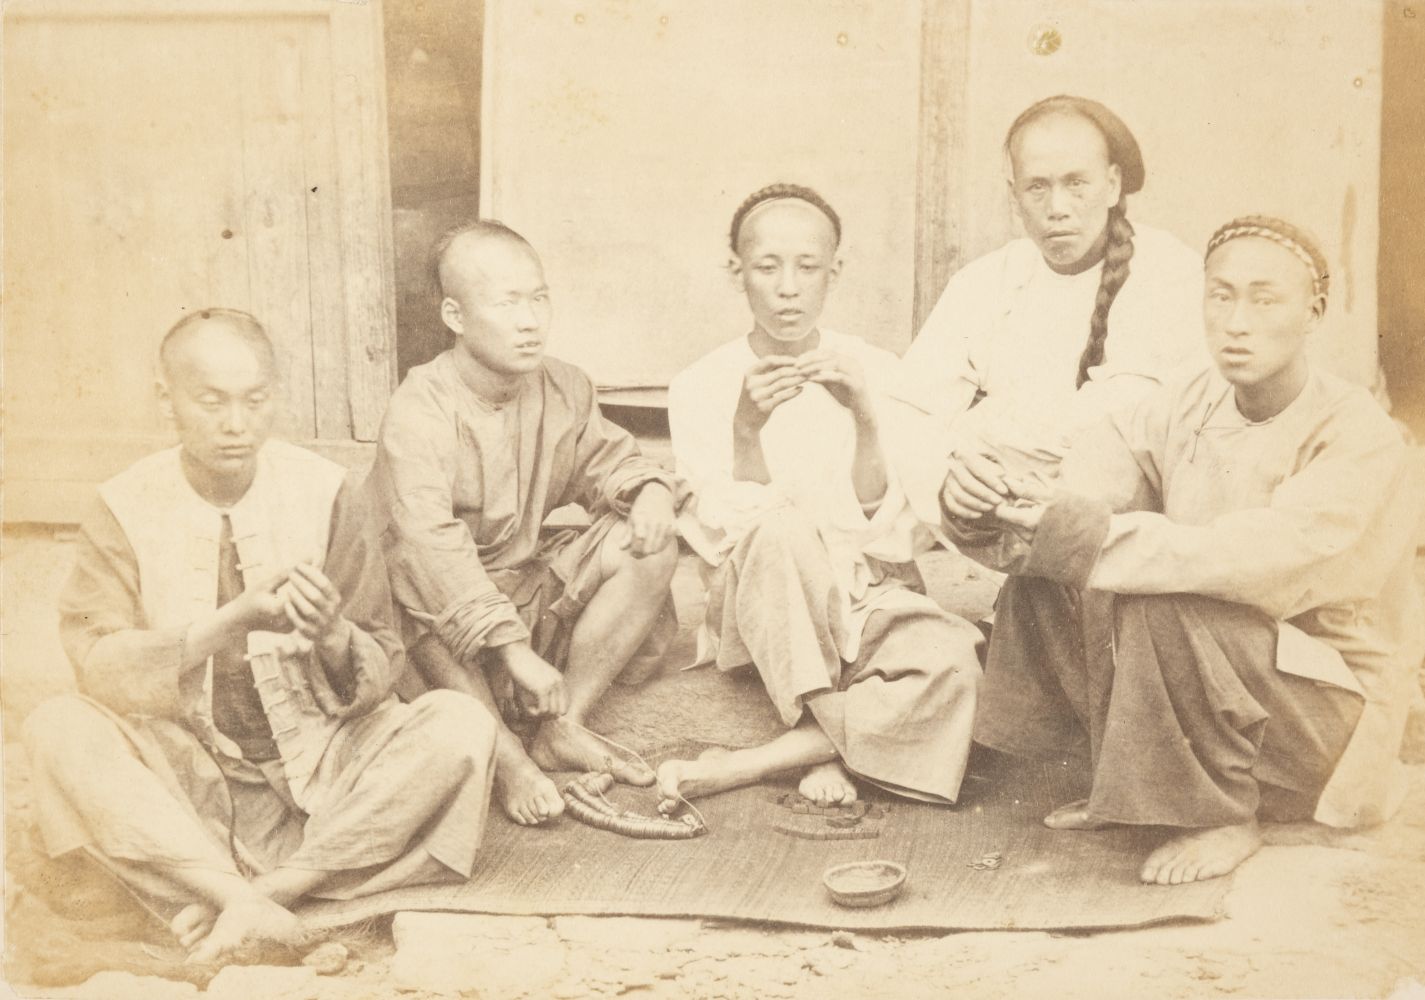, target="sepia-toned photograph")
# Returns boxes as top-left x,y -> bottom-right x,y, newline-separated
2,1 -> 1423,997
